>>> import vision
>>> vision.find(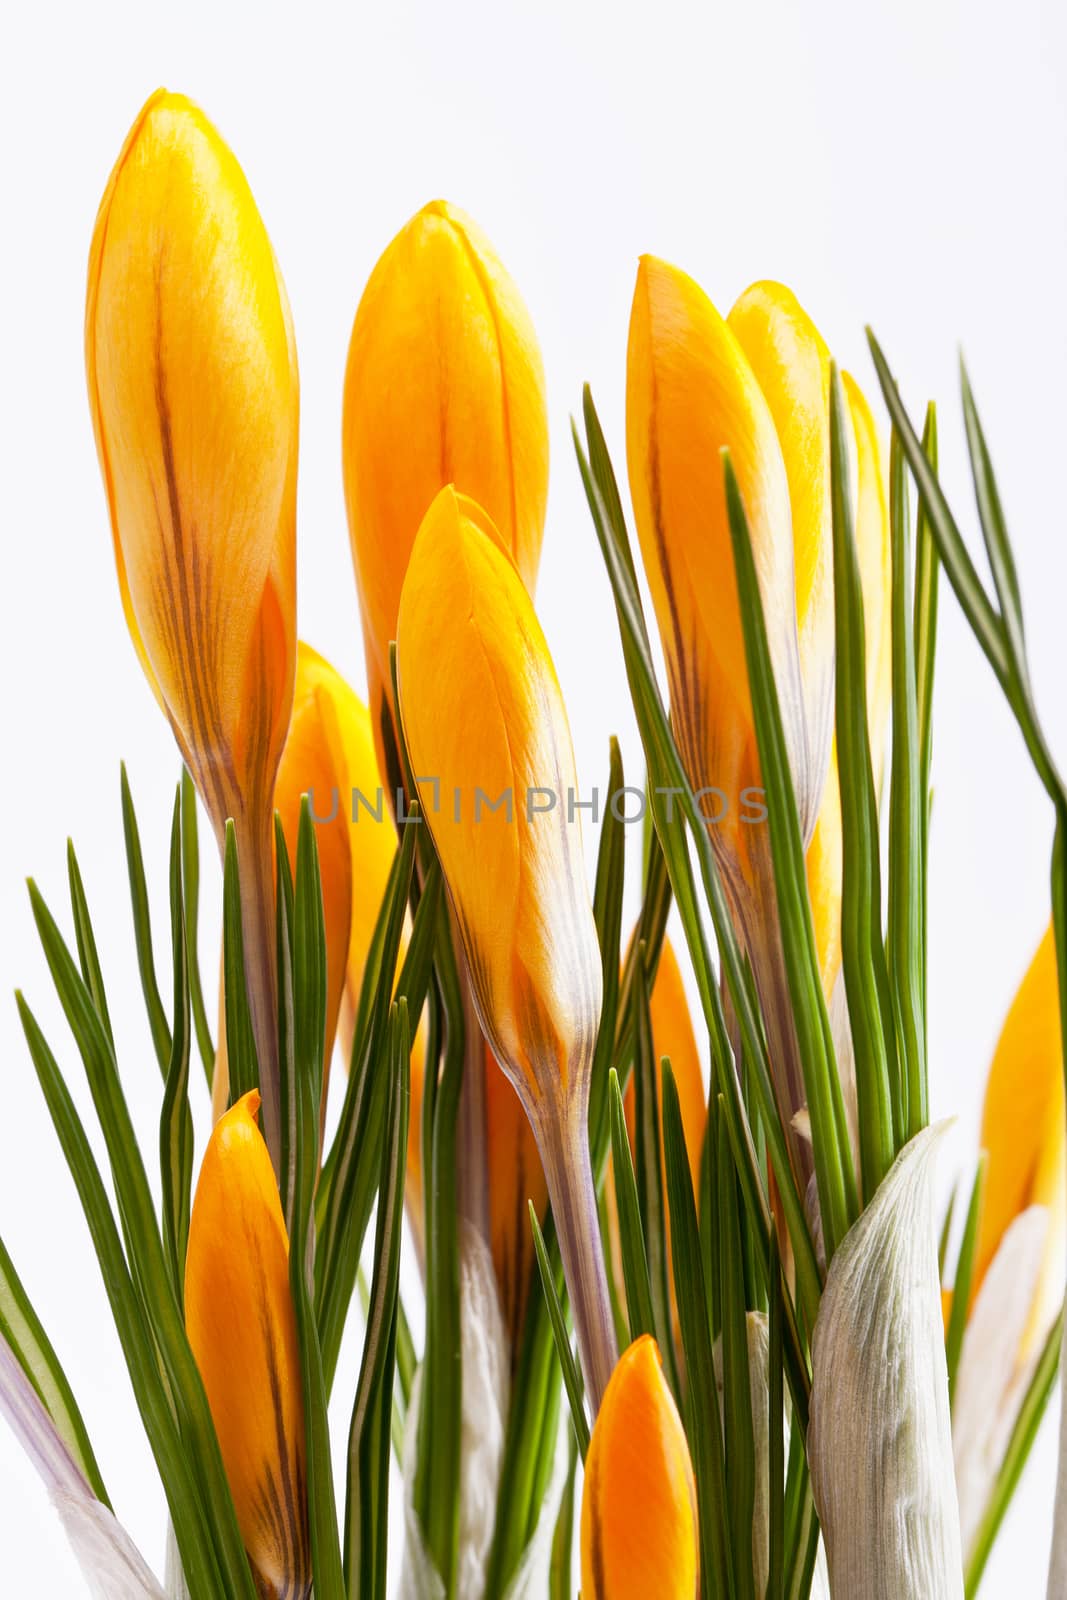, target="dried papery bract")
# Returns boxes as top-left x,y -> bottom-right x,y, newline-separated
343,198 -> 549,775
396,485 -> 614,1408
185,1092 -> 311,1599
580,1336 -> 699,1600
809,1124 -> 963,1599
86,89 -> 298,1171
